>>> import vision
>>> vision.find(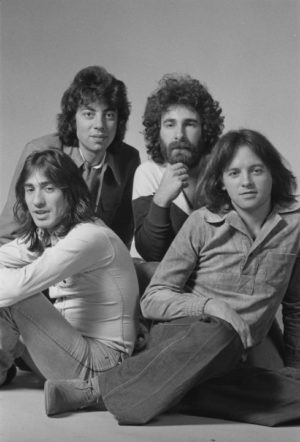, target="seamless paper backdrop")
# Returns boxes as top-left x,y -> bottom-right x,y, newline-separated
1,0 -> 299,210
